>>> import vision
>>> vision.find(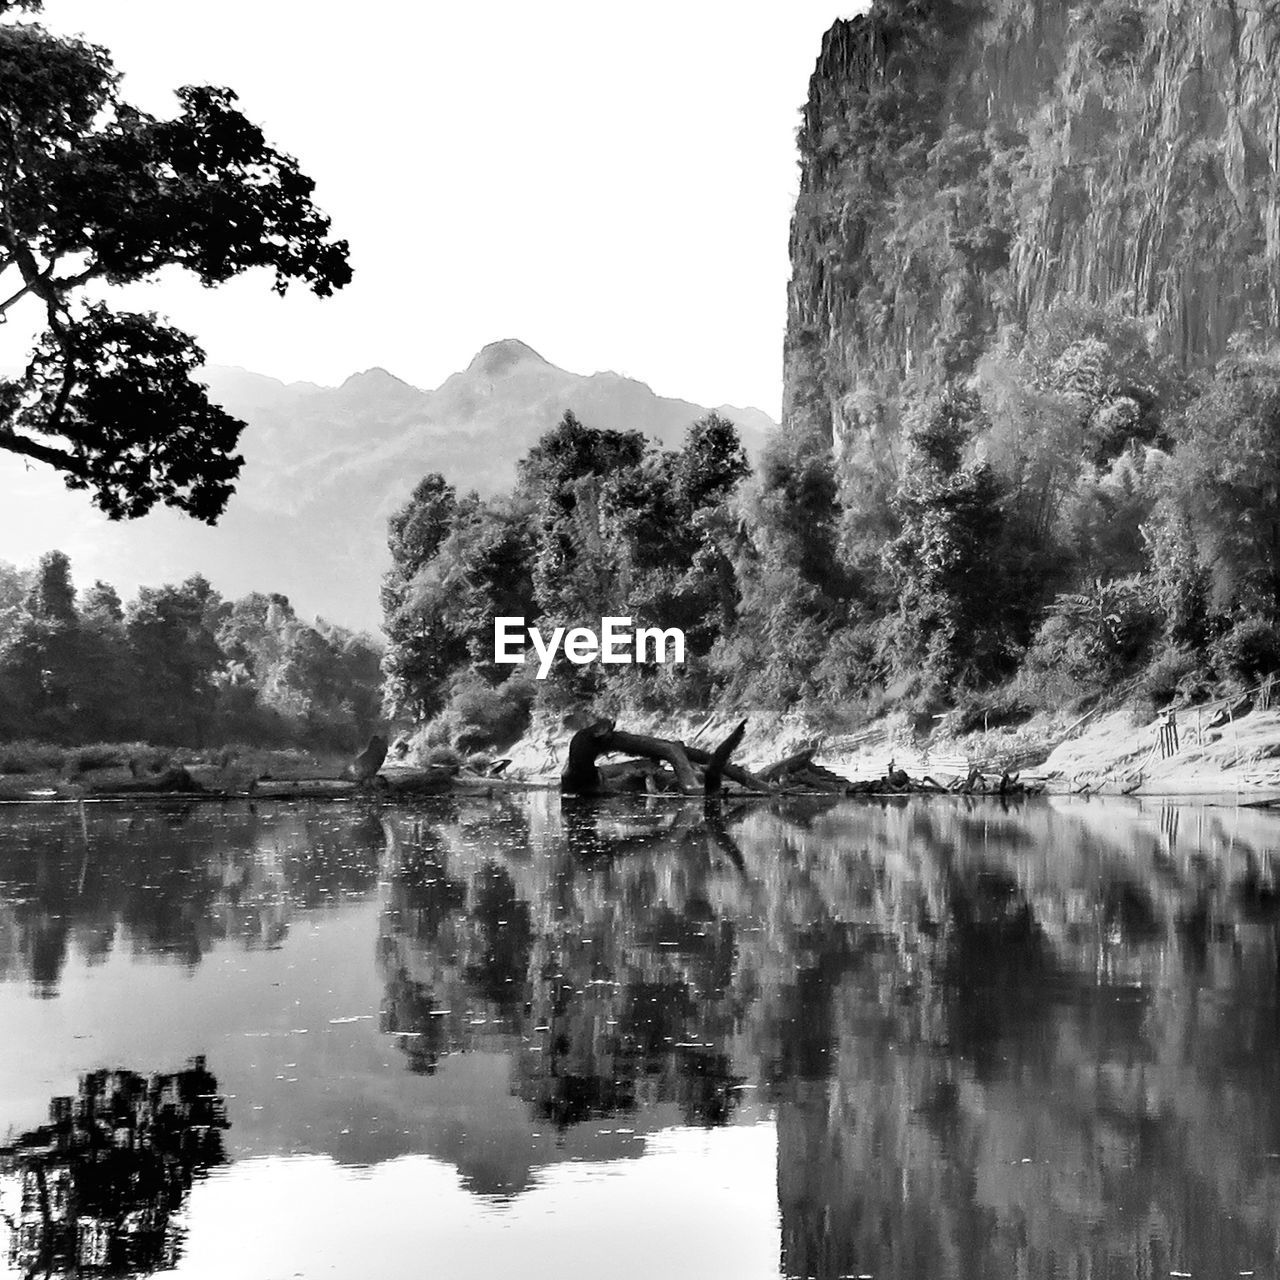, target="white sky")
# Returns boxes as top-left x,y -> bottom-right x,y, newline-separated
28,0 -> 869,419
